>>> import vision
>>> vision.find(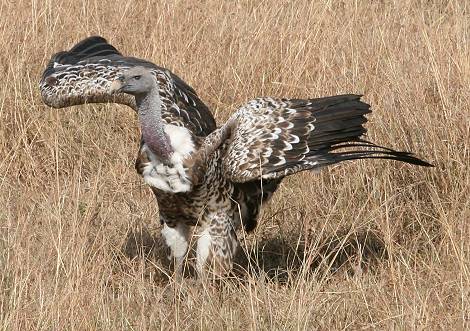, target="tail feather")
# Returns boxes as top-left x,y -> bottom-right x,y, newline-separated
68,36 -> 121,57
43,36 -> 123,78
321,140 -> 433,167
304,96 -> 433,167
223,94 -> 433,183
